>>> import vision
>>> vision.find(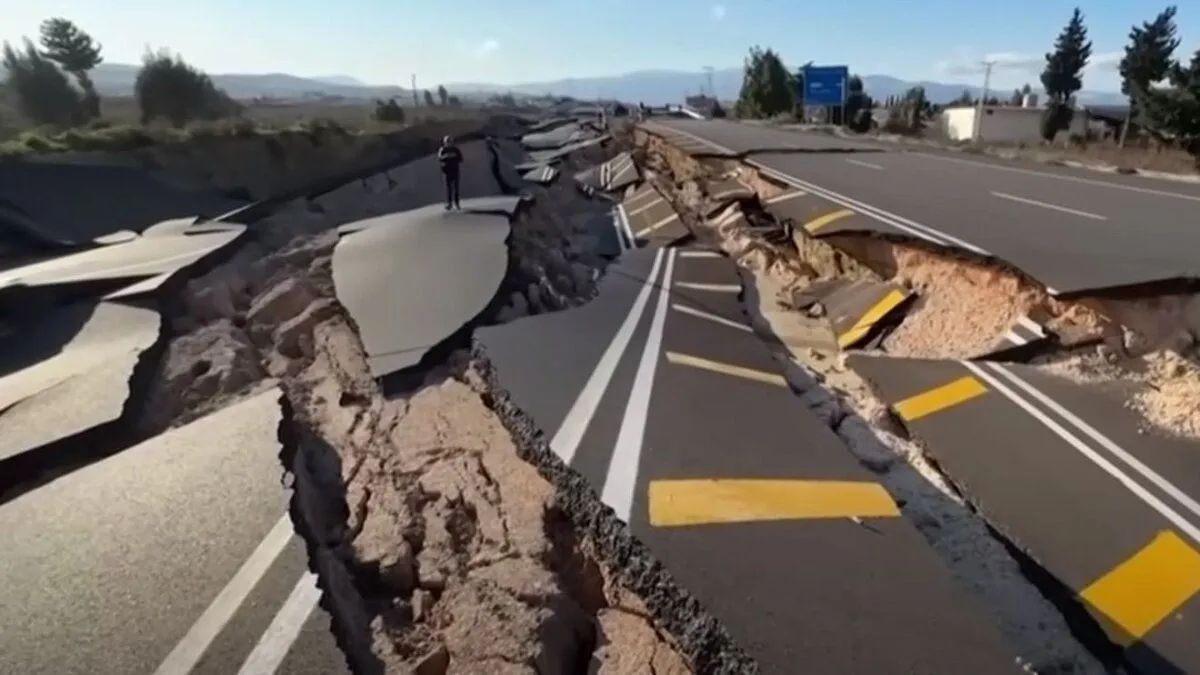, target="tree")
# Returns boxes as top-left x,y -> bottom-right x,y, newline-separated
844,75 -> 873,132
135,49 -> 239,127
373,98 -> 405,123
447,94 -> 462,107
885,86 -> 927,133
1,39 -> 84,125
423,89 -> 435,106
437,84 -> 448,106
1145,49 -> 1200,165
1010,89 -> 1023,106
39,18 -> 103,119
734,46 -> 794,119
1118,6 -> 1180,146
1041,7 -> 1092,140
952,89 -> 974,106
